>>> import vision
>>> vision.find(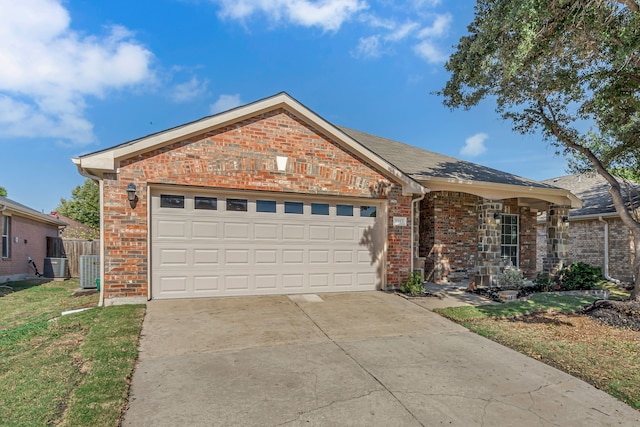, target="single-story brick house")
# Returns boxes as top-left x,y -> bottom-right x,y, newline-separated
537,173 -> 638,283
0,196 -> 66,282
73,92 -> 580,305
